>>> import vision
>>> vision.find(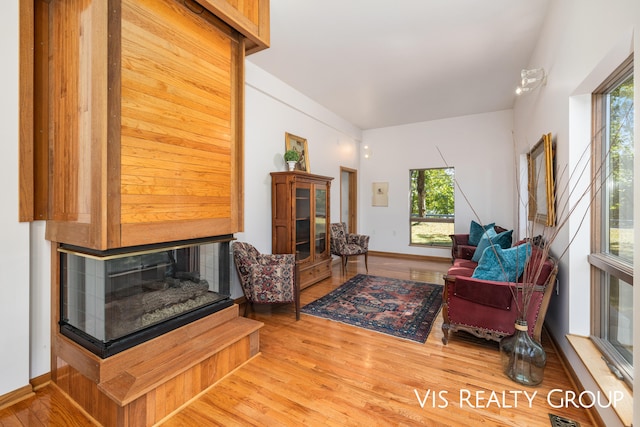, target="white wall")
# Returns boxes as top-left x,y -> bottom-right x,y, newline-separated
360,110 -> 517,258
232,62 -> 362,298
0,0 -> 31,396
512,0 -> 639,425
30,222 -> 51,378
